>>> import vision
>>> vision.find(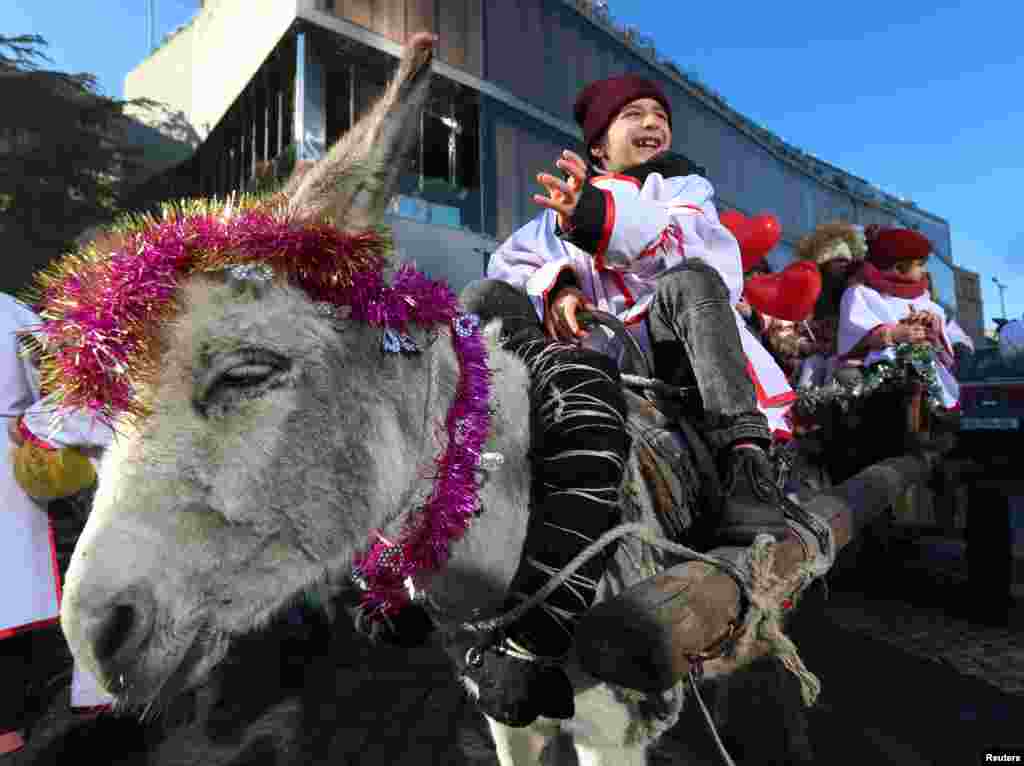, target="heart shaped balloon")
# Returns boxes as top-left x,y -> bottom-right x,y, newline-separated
743,261 -> 822,321
719,210 -> 747,234
745,214 -> 782,260
719,211 -> 783,271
